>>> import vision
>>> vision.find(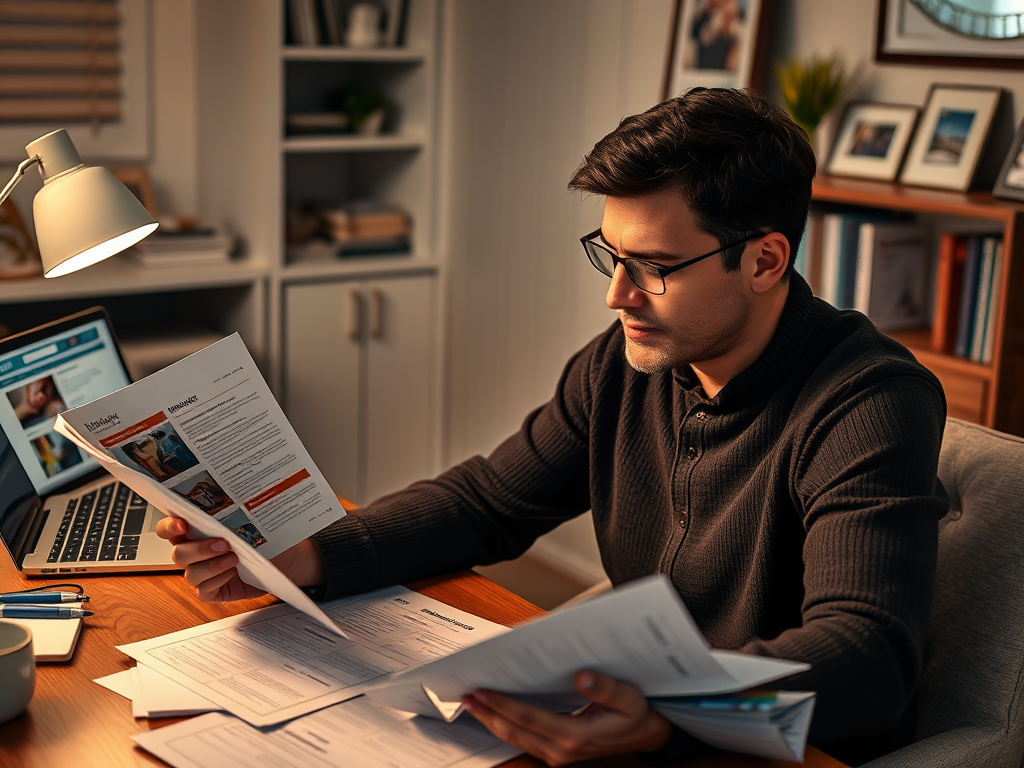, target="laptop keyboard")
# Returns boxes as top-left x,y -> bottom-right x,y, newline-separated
47,482 -> 150,563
